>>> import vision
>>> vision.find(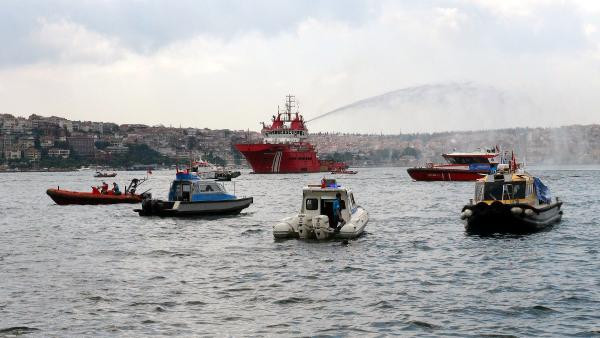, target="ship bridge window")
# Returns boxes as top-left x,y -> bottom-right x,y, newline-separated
447,157 -> 490,164
483,182 -> 526,200
305,198 -> 318,210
